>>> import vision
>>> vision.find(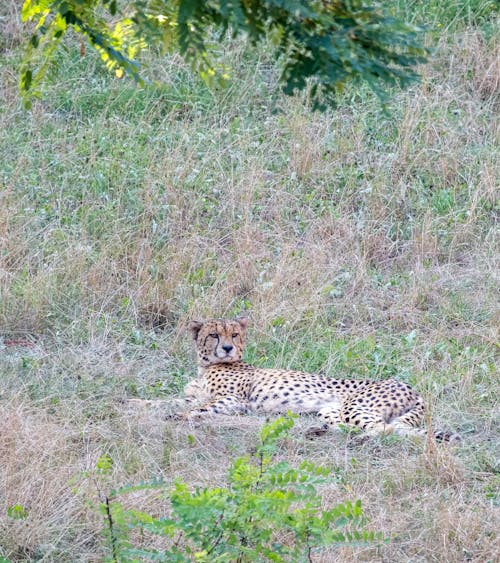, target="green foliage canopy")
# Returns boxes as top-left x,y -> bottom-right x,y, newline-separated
20,0 -> 429,108
98,416 -> 382,561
